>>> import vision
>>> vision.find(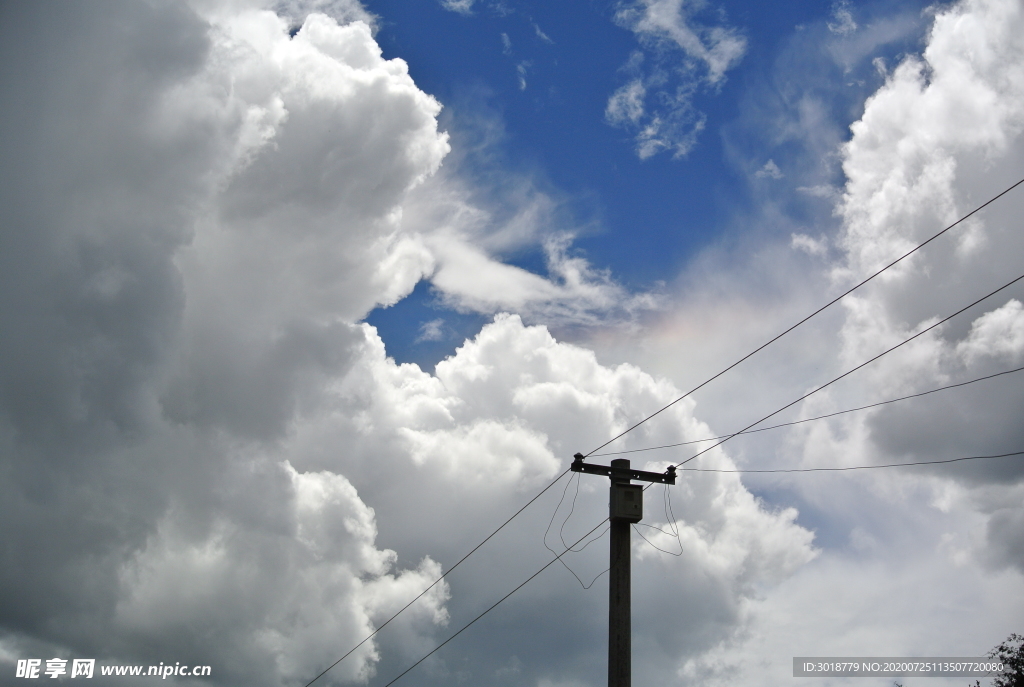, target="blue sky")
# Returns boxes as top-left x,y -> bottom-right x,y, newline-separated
1,1 -> 1023,686
365,0 -> 931,369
